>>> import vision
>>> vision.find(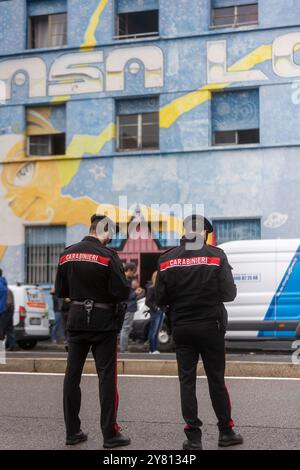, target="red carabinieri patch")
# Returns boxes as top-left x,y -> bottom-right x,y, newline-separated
160,256 -> 221,272
59,252 -> 110,267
